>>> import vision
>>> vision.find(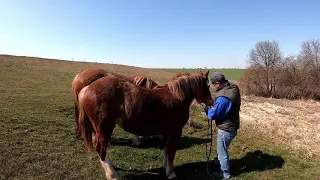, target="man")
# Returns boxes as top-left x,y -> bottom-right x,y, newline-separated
204,72 -> 241,179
